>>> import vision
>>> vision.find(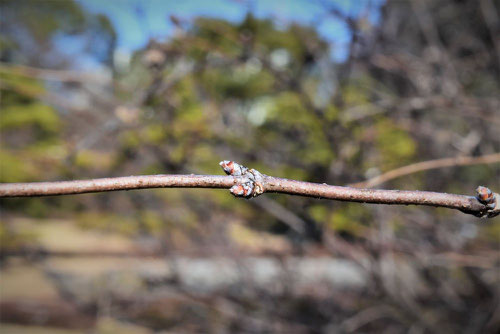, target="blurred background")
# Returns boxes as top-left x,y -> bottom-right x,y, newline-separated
1,0 -> 499,333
